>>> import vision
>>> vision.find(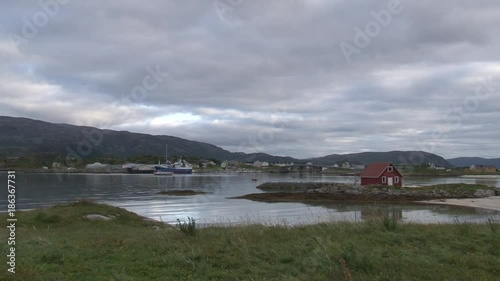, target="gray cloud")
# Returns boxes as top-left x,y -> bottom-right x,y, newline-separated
1,0 -> 499,159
